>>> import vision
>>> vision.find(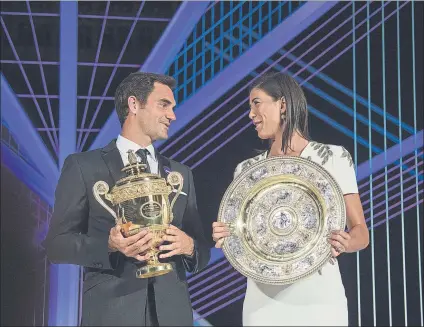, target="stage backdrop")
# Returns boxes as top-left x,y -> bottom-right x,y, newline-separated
1,1 -> 422,326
